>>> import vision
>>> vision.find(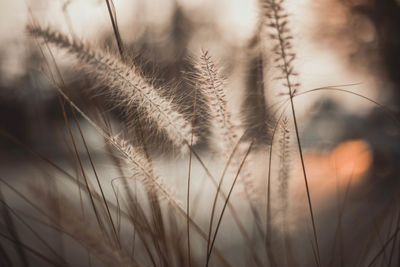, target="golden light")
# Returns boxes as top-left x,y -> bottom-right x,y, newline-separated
292,139 -> 372,208
330,139 -> 373,180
